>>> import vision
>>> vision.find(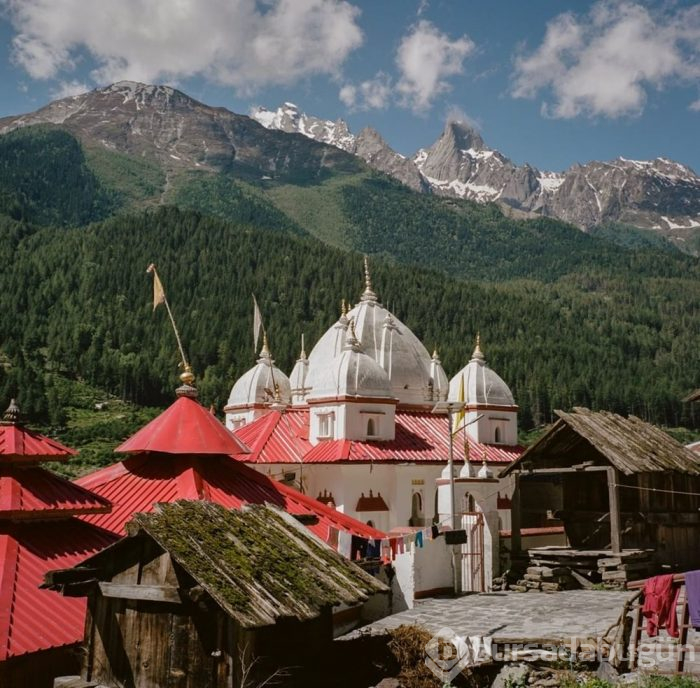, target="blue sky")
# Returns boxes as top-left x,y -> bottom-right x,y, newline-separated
1,0 -> 699,172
